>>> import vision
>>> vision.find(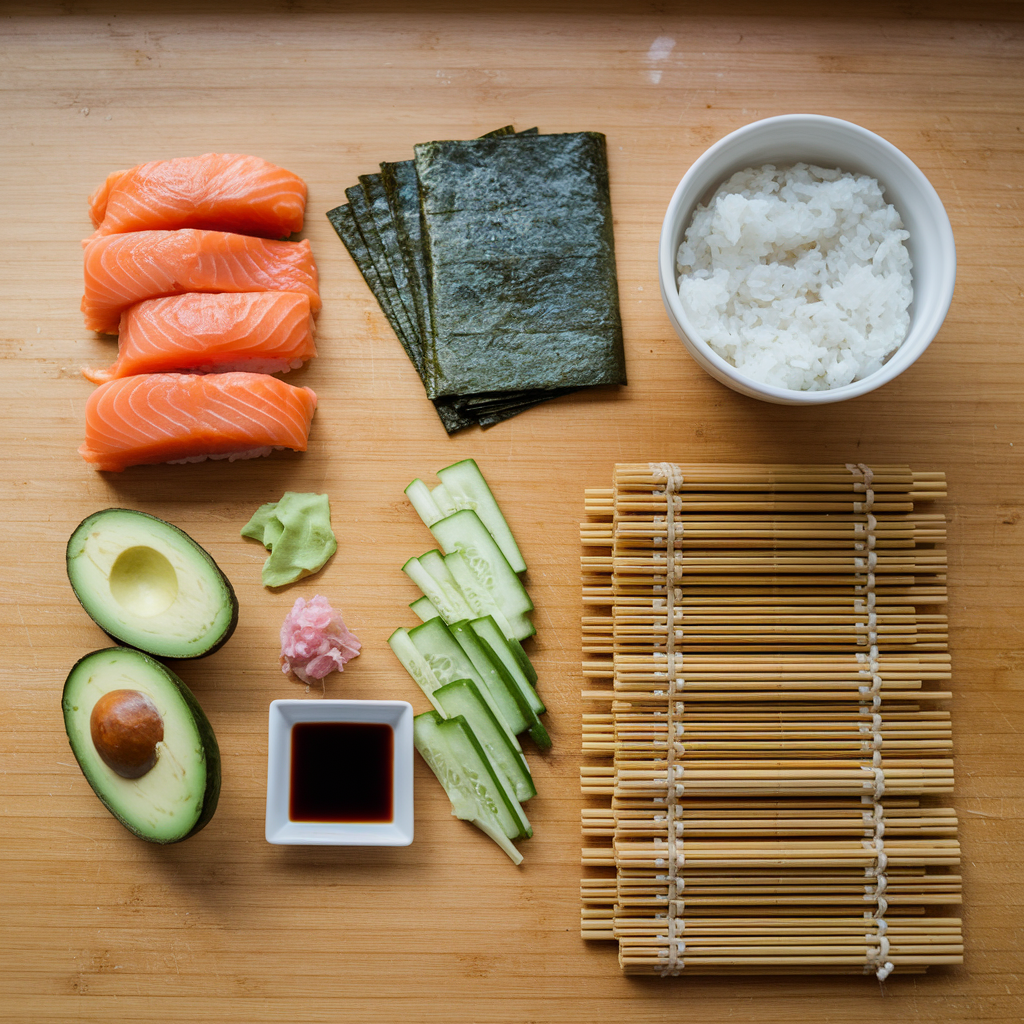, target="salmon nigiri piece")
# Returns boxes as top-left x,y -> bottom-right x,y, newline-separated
79,372 -> 317,472
82,229 -> 320,335
88,154 -> 307,238
82,292 -> 317,384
